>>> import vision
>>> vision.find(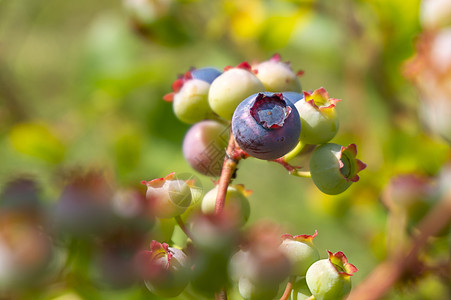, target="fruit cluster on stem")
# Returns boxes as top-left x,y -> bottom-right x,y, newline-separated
137,54 -> 366,299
